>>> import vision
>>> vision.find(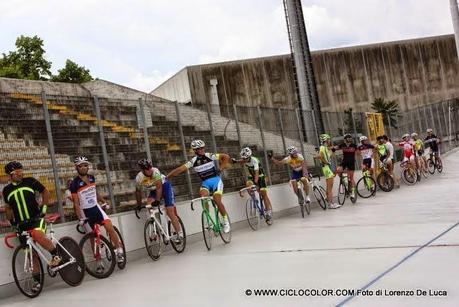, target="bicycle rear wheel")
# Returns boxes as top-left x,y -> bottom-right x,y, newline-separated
402,168 -> 417,185
113,226 -> 127,269
377,172 -> 394,192
313,186 -> 327,210
144,219 -> 163,260
168,216 -> 187,253
79,233 -> 116,279
57,237 -> 85,286
356,176 -> 376,198
219,212 -> 232,244
304,195 -> 311,215
337,182 -> 346,206
437,159 -> 443,173
12,246 -> 44,298
427,159 -> 436,174
246,199 -> 260,230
